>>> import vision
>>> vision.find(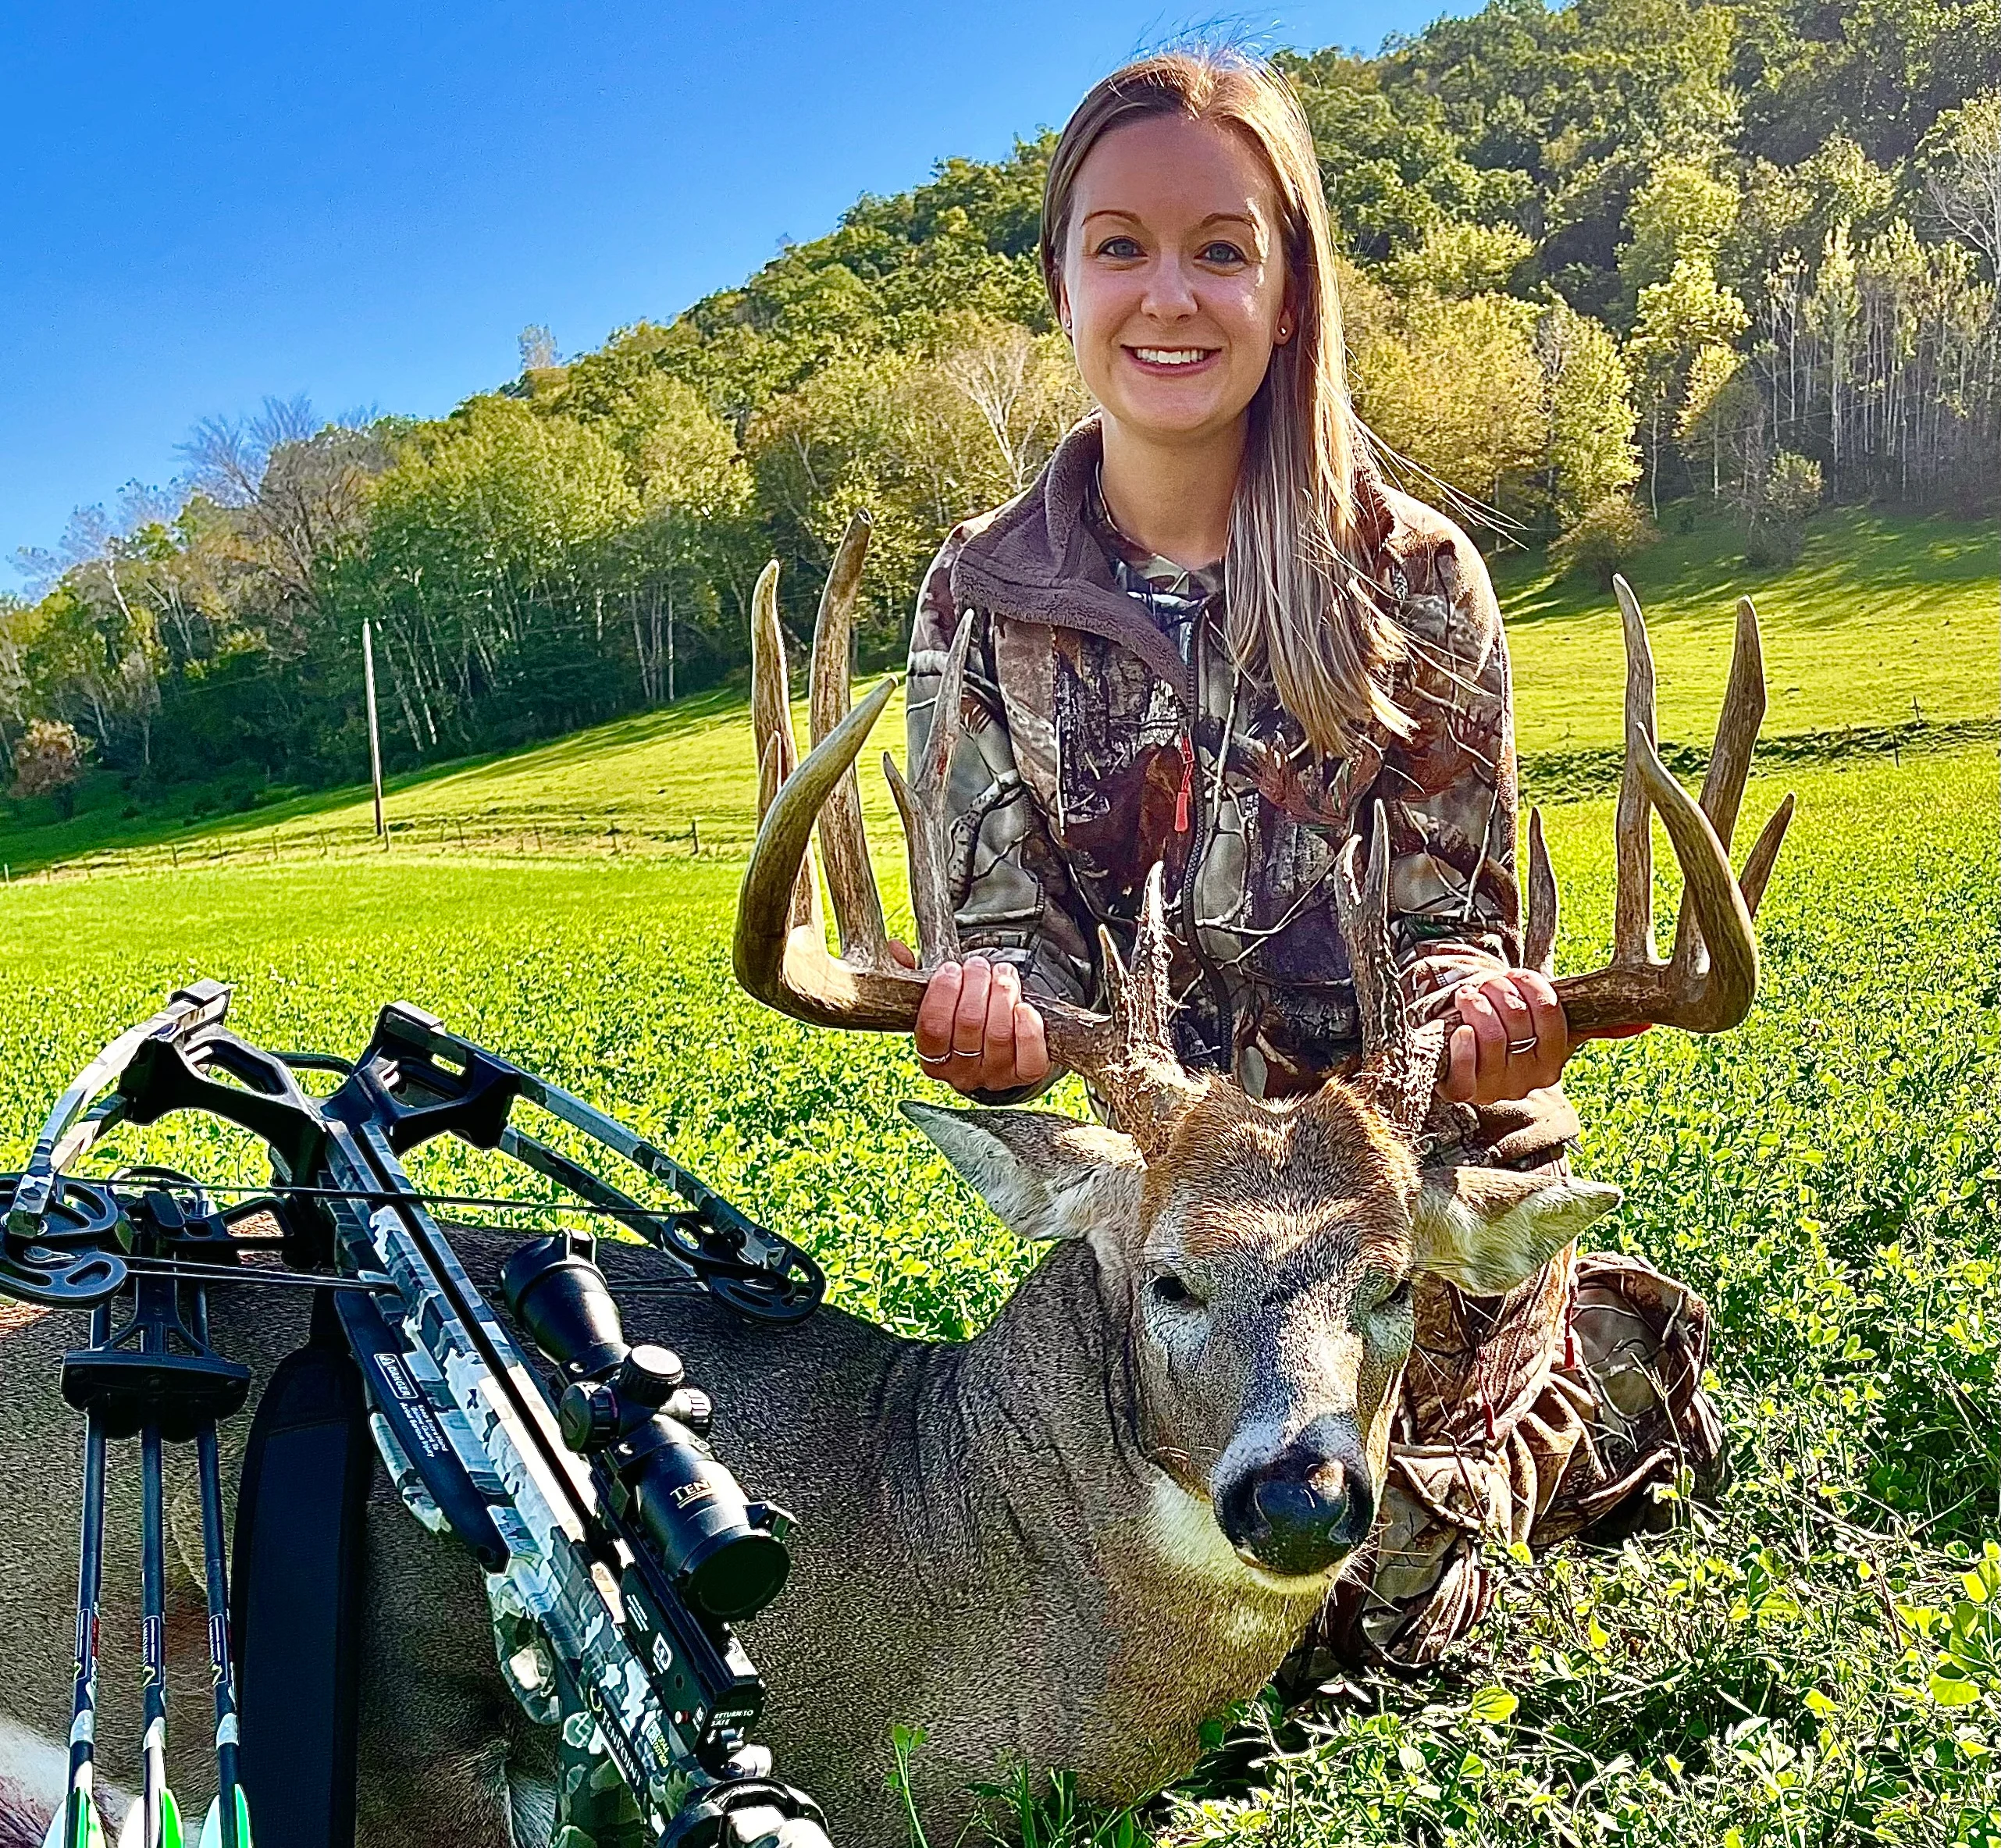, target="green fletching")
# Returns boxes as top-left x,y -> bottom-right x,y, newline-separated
40,1793 -> 107,1848
158,1791 -> 184,1848
195,1792 -> 251,1848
